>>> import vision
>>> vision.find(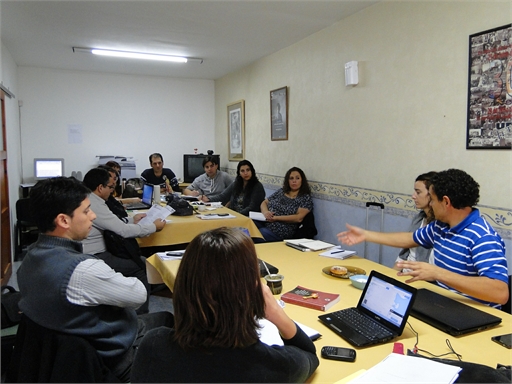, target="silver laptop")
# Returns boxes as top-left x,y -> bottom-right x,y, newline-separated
410,288 -> 502,336
125,184 -> 153,210
318,270 -> 417,347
